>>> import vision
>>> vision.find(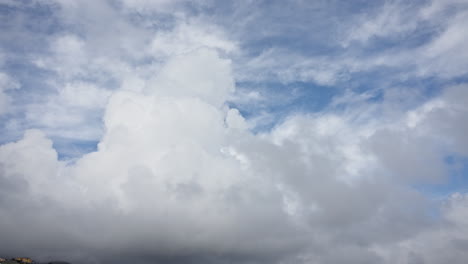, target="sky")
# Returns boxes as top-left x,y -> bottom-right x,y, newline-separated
1,0 -> 468,263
